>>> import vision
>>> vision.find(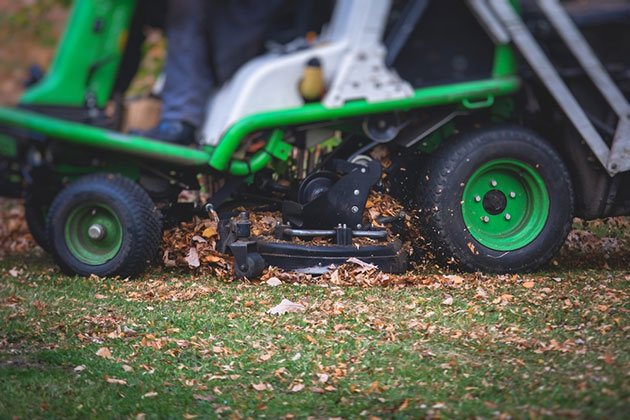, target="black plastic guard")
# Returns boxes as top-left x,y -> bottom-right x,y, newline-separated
256,238 -> 408,274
